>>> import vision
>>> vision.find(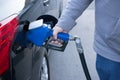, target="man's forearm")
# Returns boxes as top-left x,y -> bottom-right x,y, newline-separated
56,0 -> 93,32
